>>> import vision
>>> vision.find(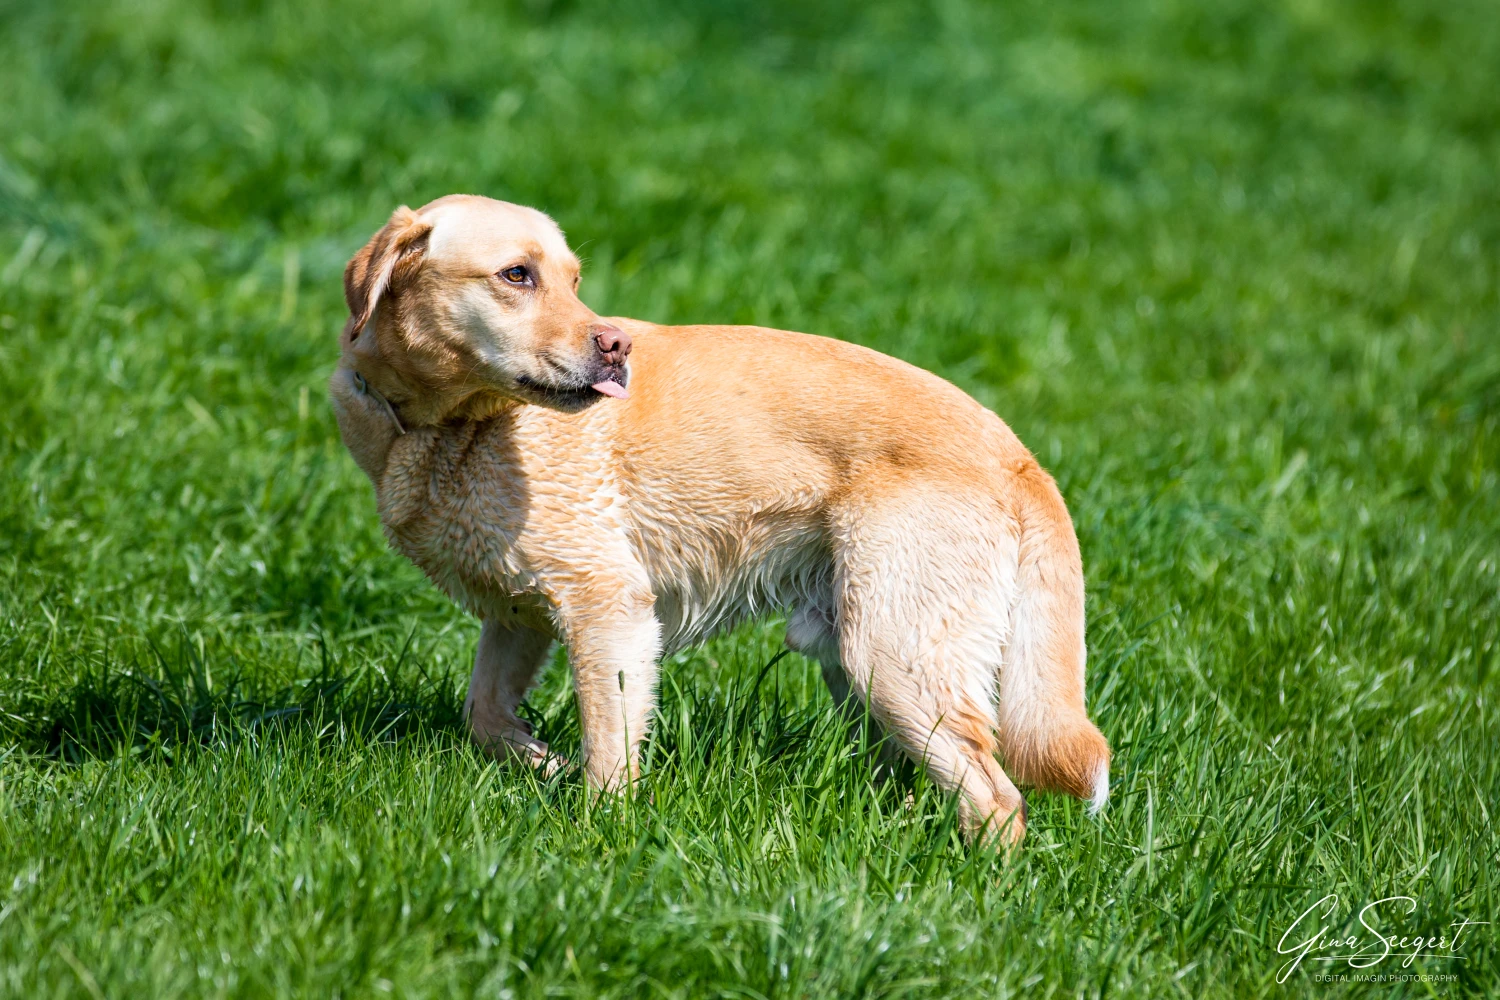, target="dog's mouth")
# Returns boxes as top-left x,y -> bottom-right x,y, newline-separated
513,368 -> 629,409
